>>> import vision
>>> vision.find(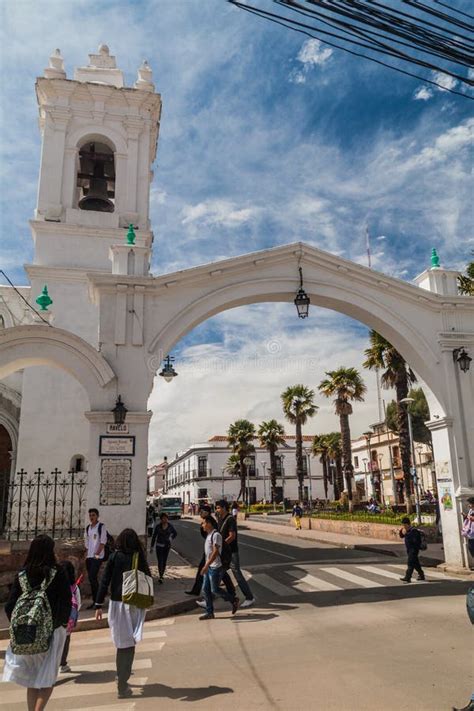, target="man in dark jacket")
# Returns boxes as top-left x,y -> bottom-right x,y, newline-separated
399,516 -> 425,583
